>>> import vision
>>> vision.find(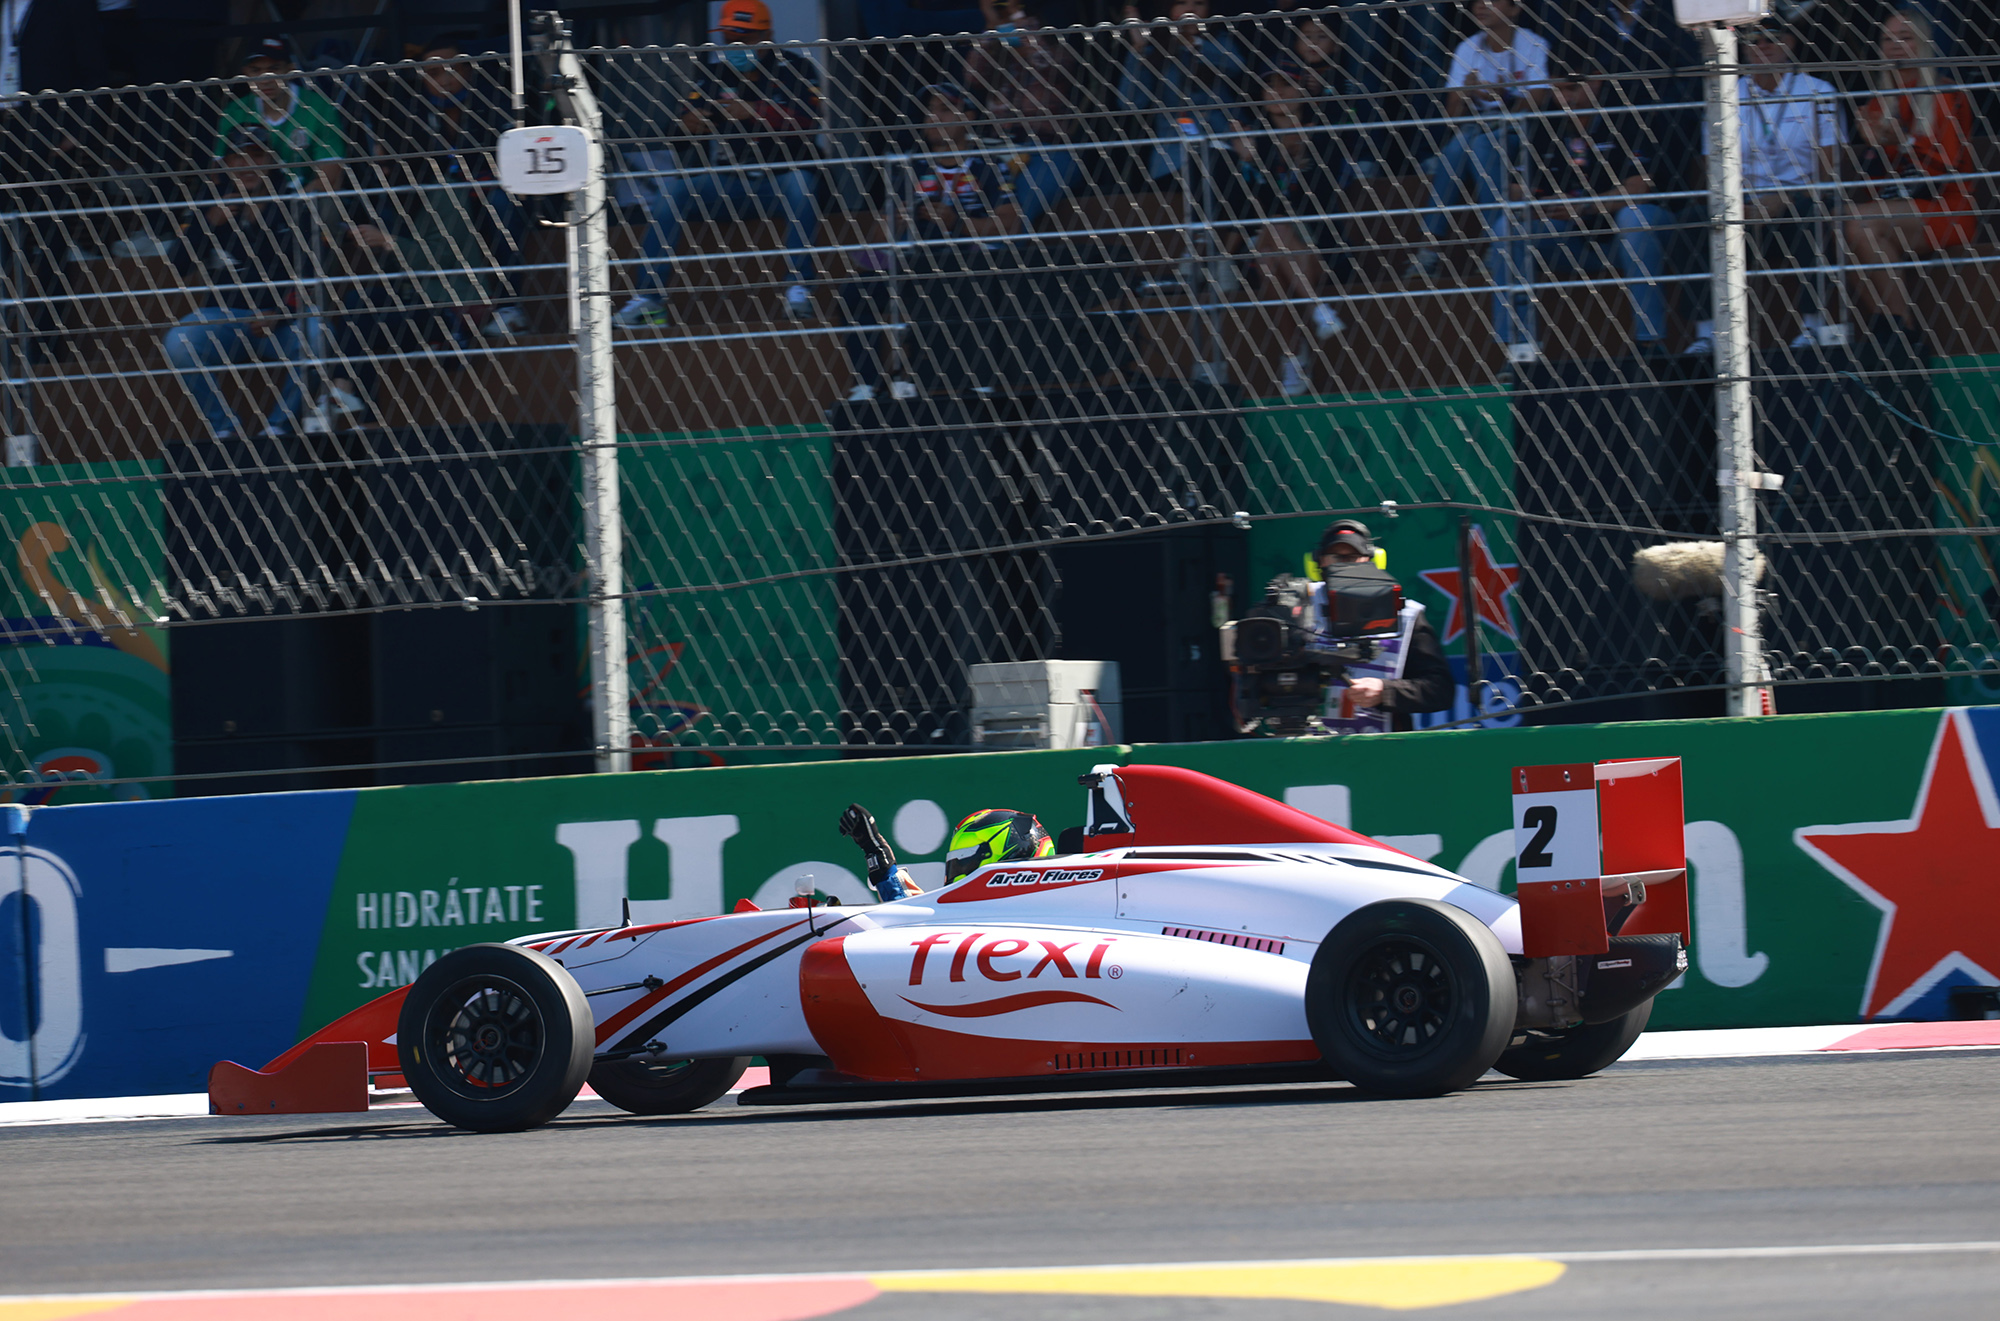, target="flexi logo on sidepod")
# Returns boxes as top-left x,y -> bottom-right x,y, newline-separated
898,932 -> 1121,1017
